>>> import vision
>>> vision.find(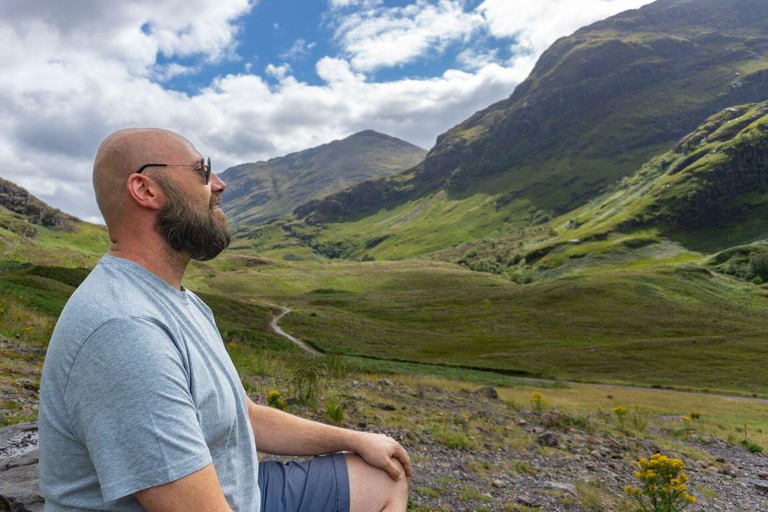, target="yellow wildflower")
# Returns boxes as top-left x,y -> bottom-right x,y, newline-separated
628,453 -> 693,511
